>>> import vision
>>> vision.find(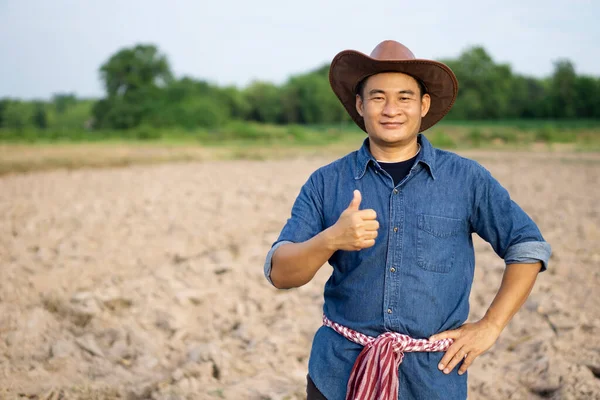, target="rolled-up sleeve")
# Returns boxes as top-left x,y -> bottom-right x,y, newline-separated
504,241 -> 552,271
263,173 -> 325,285
470,163 -> 552,272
